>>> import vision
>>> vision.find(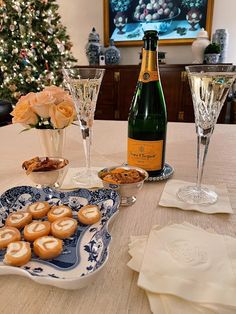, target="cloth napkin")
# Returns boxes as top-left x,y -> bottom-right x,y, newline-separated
159,179 -> 233,214
60,167 -> 104,189
128,223 -> 236,314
